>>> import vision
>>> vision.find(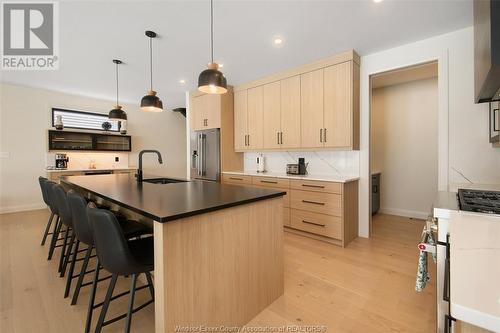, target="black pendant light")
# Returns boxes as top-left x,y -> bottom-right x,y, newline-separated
198,0 -> 227,94
109,59 -> 127,120
140,30 -> 163,112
